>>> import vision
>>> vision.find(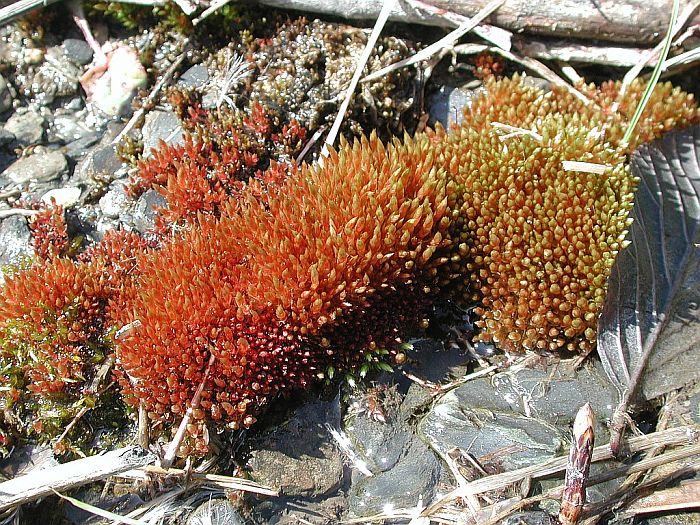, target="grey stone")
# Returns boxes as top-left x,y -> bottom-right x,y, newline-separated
451,361 -> 618,436
345,390 -> 412,472
142,110 -> 184,158
427,85 -> 476,128
4,149 -> 69,184
99,181 -> 130,218
0,127 -> 15,146
41,187 -> 81,207
4,109 -> 45,147
77,144 -> 124,182
64,97 -> 85,111
347,438 -> 440,517
62,38 -> 94,66
63,131 -> 103,160
178,64 -> 210,89
419,393 -> 568,471
29,46 -> 81,105
0,74 -> 13,113
50,115 -> 94,144
247,398 -> 344,497
0,215 -> 34,275
132,189 -> 166,233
